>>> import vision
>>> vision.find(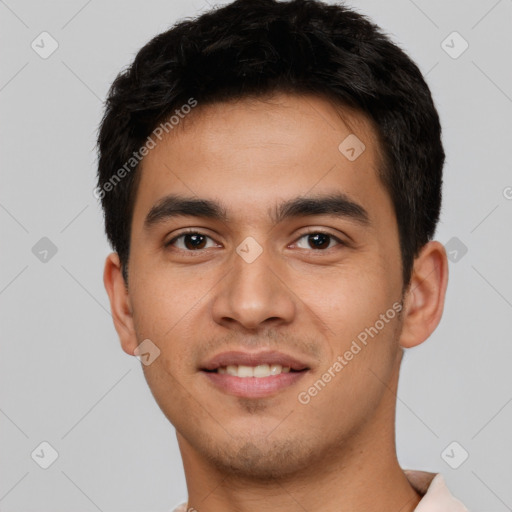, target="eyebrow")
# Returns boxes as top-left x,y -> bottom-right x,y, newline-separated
143,193 -> 370,230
